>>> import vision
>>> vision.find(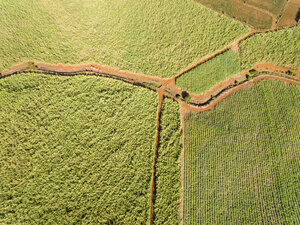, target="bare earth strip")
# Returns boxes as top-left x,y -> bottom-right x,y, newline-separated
1,61 -> 299,114
179,75 -> 300,113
